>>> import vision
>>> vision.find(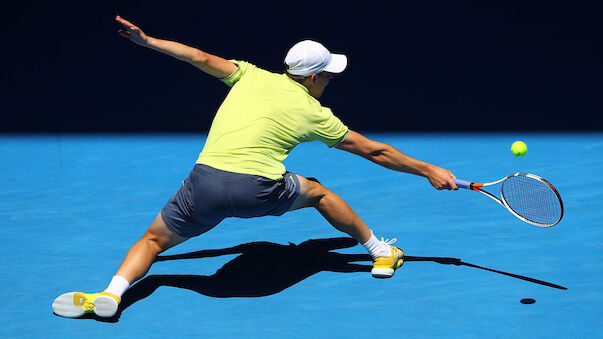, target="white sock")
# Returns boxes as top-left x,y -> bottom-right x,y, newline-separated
361,232 -> 391,259
103,275 -> 130,299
